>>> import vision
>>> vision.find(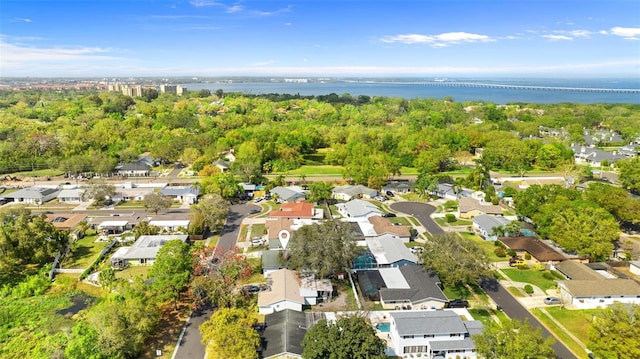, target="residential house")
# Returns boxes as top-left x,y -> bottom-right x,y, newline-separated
583,129 -> 625,146
332,184 -> 379,201
336,199 -> 383,220
257,269 -> 331,314
430,183 -> 474,200
260,309 -> 306,359
383,181 -> 415,195
389,310 -> 482,358
45,213 -> 88,239
213,158 -> 231,172
472,214 -> 512,241
5,186 -> 60,204
554,260 -> 640,309
261,250 -> 285,277
571,145 -> 626,167
499,236 -> 567,264
113,184 -> 154,202
269,202 -> 320,220
364,234 -> 419,268
110,234 -> 188,267
89,213 -> 145,234
458,197 -> 503,219
148,213 -> 190,232
357,266 -> 448,310
57,188 -> 85,204
367,215 -> 411,242
270,186 -> 308,203
116,160 -> 151,177
160,185 -> 199,204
